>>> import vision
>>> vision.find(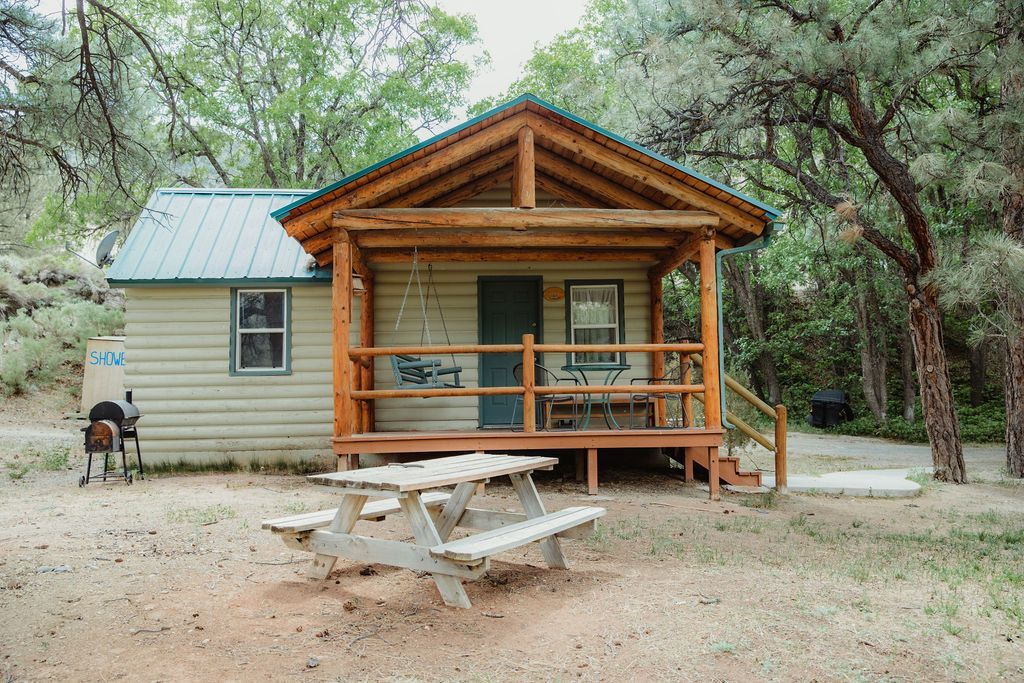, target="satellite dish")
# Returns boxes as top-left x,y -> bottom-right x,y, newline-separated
95,231 -> 119,267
